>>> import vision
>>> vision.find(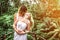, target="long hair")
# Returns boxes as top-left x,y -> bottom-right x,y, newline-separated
18,5 -> 27,14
